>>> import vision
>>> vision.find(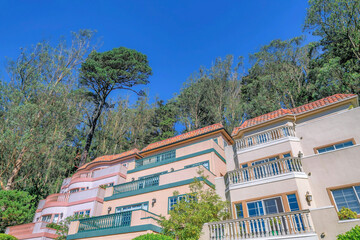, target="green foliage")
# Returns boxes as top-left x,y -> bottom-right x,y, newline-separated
78,47 -> 152,166
132,233 -> 174,240
0,234 -> 18,240
337,225 -> 360,240
46,215 -> 86,240
159,169 -> 229,240
338,207 -> 358,220
0,190 -> 36,232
